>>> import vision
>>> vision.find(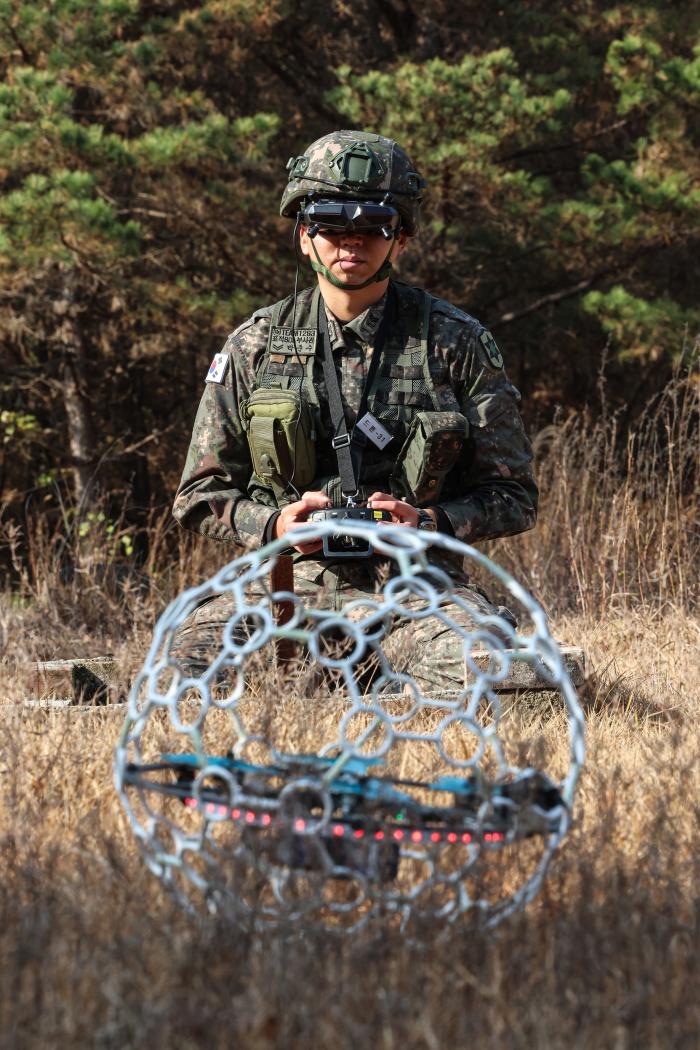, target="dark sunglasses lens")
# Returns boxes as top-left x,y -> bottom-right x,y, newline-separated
303,199 -> 399,234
